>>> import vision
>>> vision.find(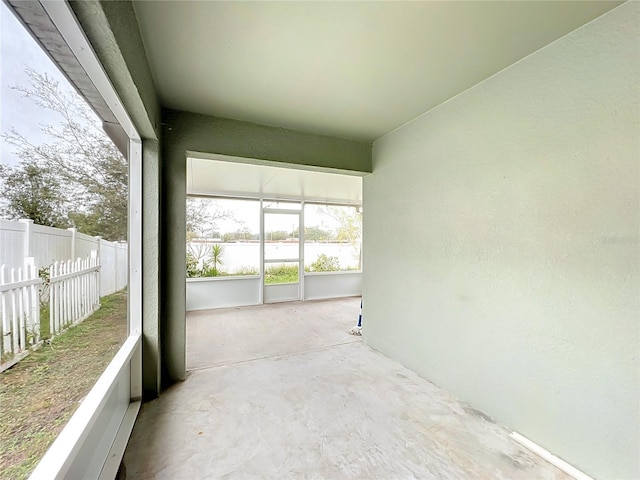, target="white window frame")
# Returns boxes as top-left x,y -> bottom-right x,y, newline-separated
184,194 -> 362,308
27,2 -> 142,479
